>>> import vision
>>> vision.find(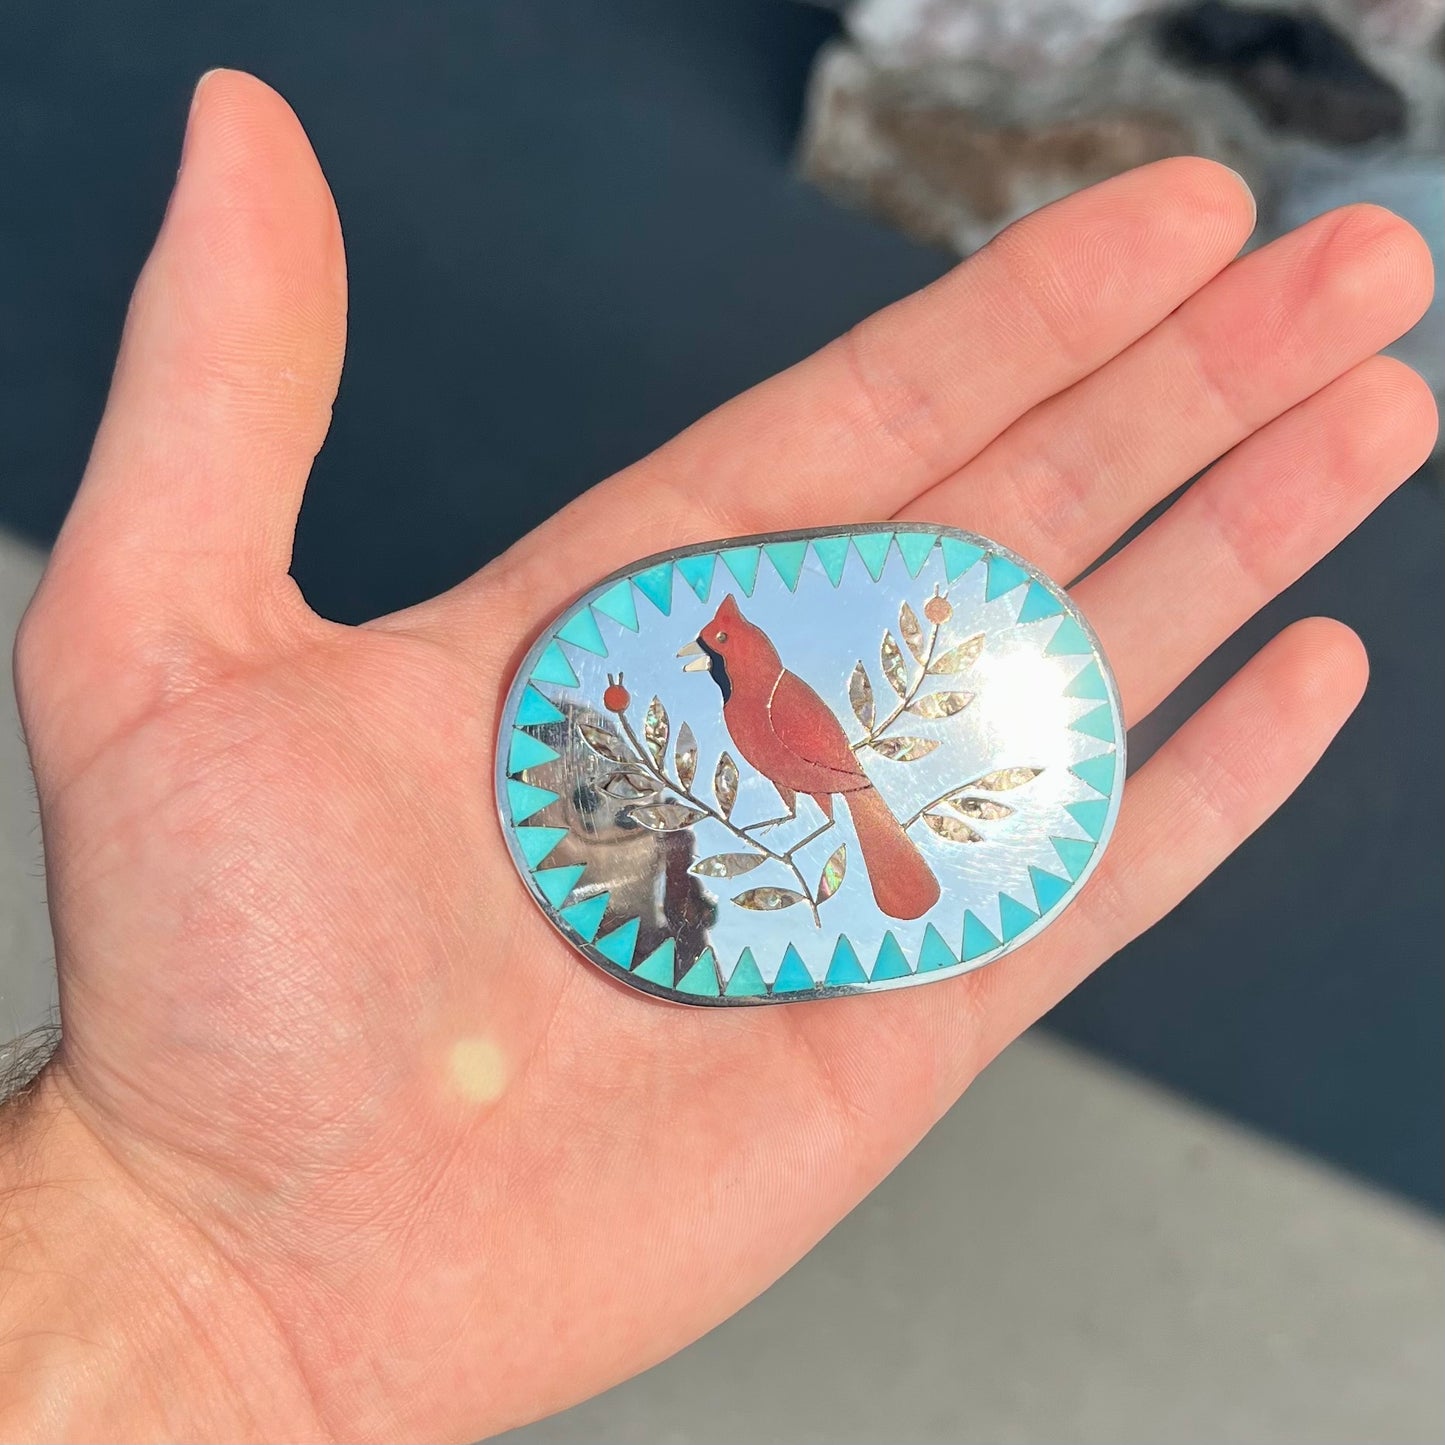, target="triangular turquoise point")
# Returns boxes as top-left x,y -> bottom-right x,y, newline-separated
633,562 -> 675,616
1066,799 -> 1110,840
593,580 -> 640,632
999,893 -> 1040,943
918,922 -> 956,972
720,547 -> 761,596
1045,614 -> 1093,656
509,728 -> 560,775
1070,704 -> 1115,742
559,890 -> 610,942
594,917 -> 640,970
676,553 -> 717,602
896,532 -> 936,578
507,780 -> 558,823
1064,661 -> 1108,700
531,641 -> 579,688
985,552 -> 1030,601
940,537 -> 984,581
725,947 -> 768,997
772,944 -> 814,994
1070,753 -> 1117,796
515,825 -> 567,868
514,686 -> 565,727
534,863 -> 585,908
677,948 -> 721,997
852,531 -> 893,582
871,930 -> 911,980
634,938 -> 676,987
962,910 -> 1002,961
557,607 -> 607,657
1017,581 -> 1065,623
824,936 -> 868,985
1051,835 -> 1095,881
764,541 -> 808,591
1029,865 -> 1073,915
811,535 -> 850,586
